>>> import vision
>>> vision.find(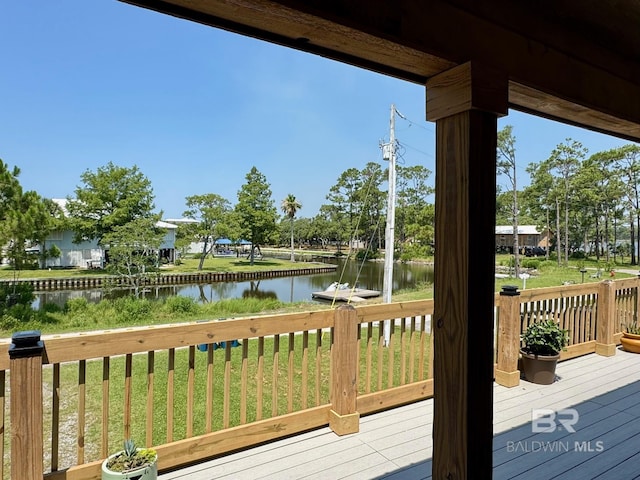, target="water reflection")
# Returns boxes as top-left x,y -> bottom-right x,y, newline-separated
242,281 -> 277,300
33,259 -> 433,308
